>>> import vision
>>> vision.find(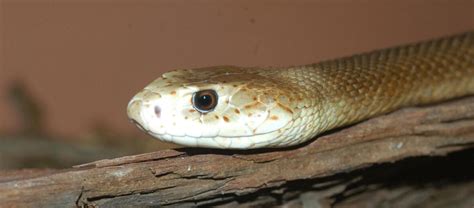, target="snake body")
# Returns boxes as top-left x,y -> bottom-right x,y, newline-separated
127,31 -> 474,149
